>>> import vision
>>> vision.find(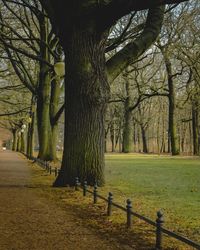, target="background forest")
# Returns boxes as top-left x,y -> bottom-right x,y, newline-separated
0,1 -> 199,158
